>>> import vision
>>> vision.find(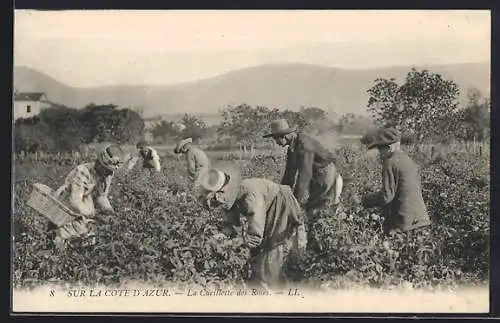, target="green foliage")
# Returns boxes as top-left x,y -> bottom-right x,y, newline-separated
151,120 -> 181,143
14,117 -> 52,152
13,143 -> 489,289
15,105 -> 85,152
299,106 -> 327,121
14,104 -> 145,152
180,113 -> 207,130
366,69 -> 490,143
457,89 -> 490,141
218,104 -> 275,148
78,104 -> 145,144
337,113 -> 375,135
285,145 -> 489,288
178,114 -> 208,143
367,68 -> 461,141
217,104 -> 336,149
151,114 -> 208,144
14,160 -> 250,289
